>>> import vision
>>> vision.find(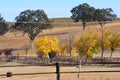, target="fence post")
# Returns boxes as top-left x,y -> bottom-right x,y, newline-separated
56,63 -> 60,80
